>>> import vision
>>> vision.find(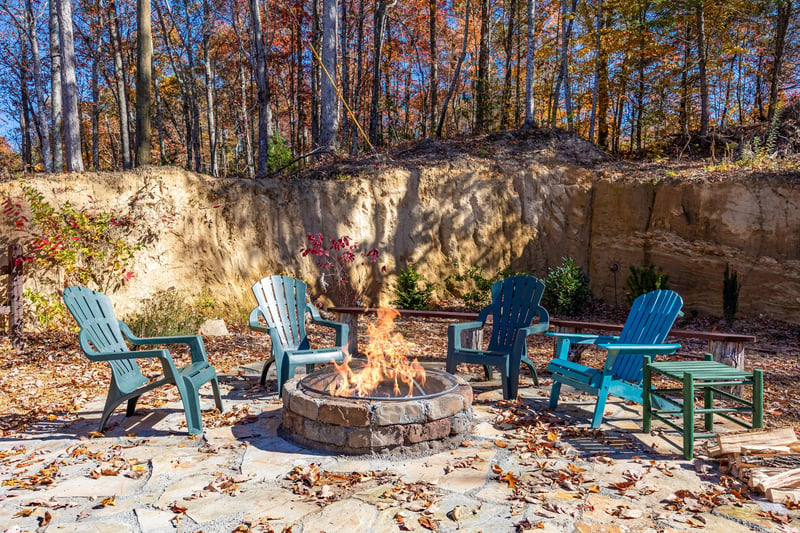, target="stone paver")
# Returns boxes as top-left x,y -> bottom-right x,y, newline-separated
1,375 -> 798,533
